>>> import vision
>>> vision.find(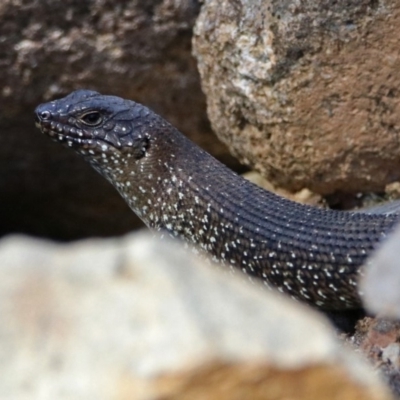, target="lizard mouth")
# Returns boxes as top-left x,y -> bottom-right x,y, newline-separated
34,101 -> 144,157
37,120 -> 96,149
35,118 -> 115,153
